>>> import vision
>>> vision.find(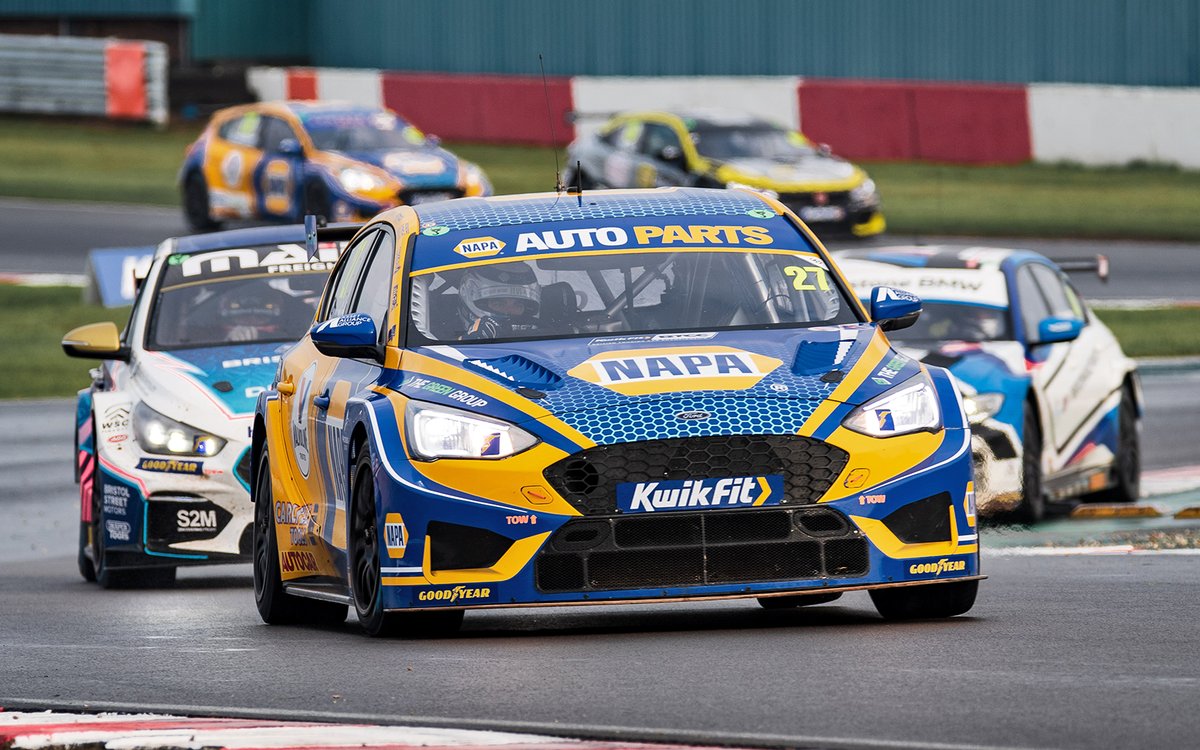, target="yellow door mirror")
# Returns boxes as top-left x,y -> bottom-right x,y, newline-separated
62,322 -> 129,361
